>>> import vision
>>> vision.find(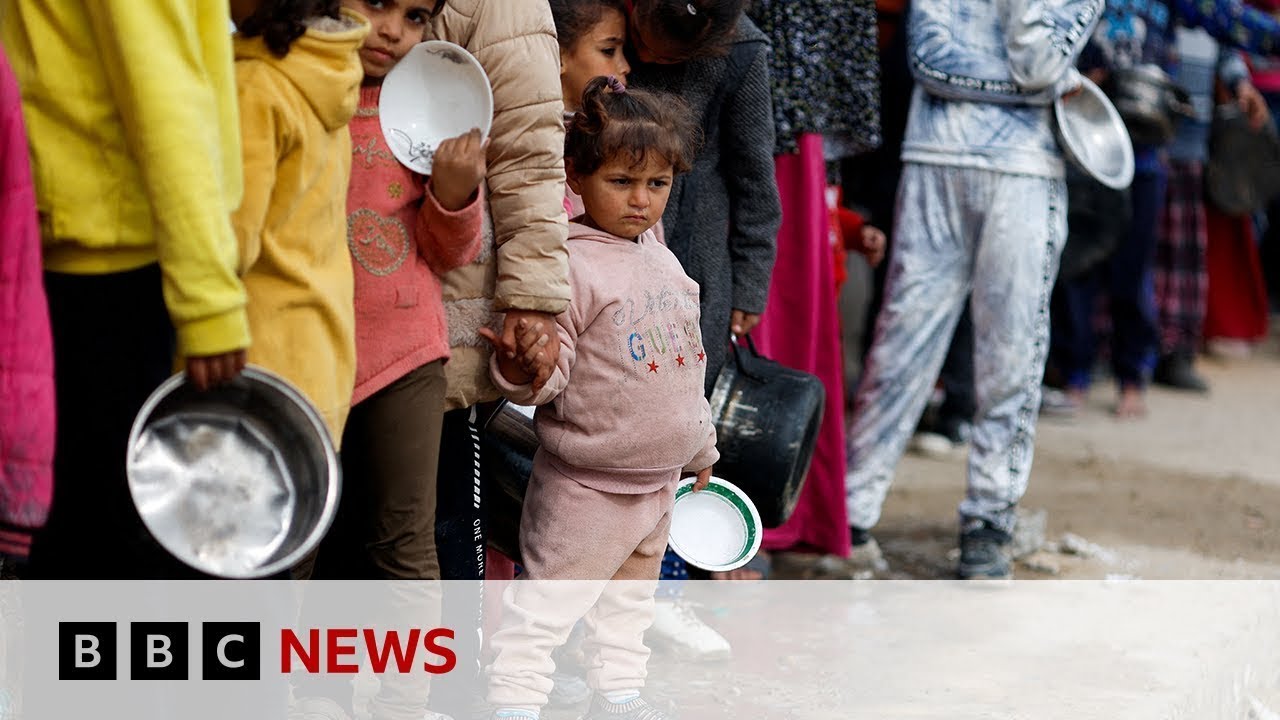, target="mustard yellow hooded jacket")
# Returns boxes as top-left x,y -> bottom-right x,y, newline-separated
231,11 -> 368,443
0,0 -> 250,357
